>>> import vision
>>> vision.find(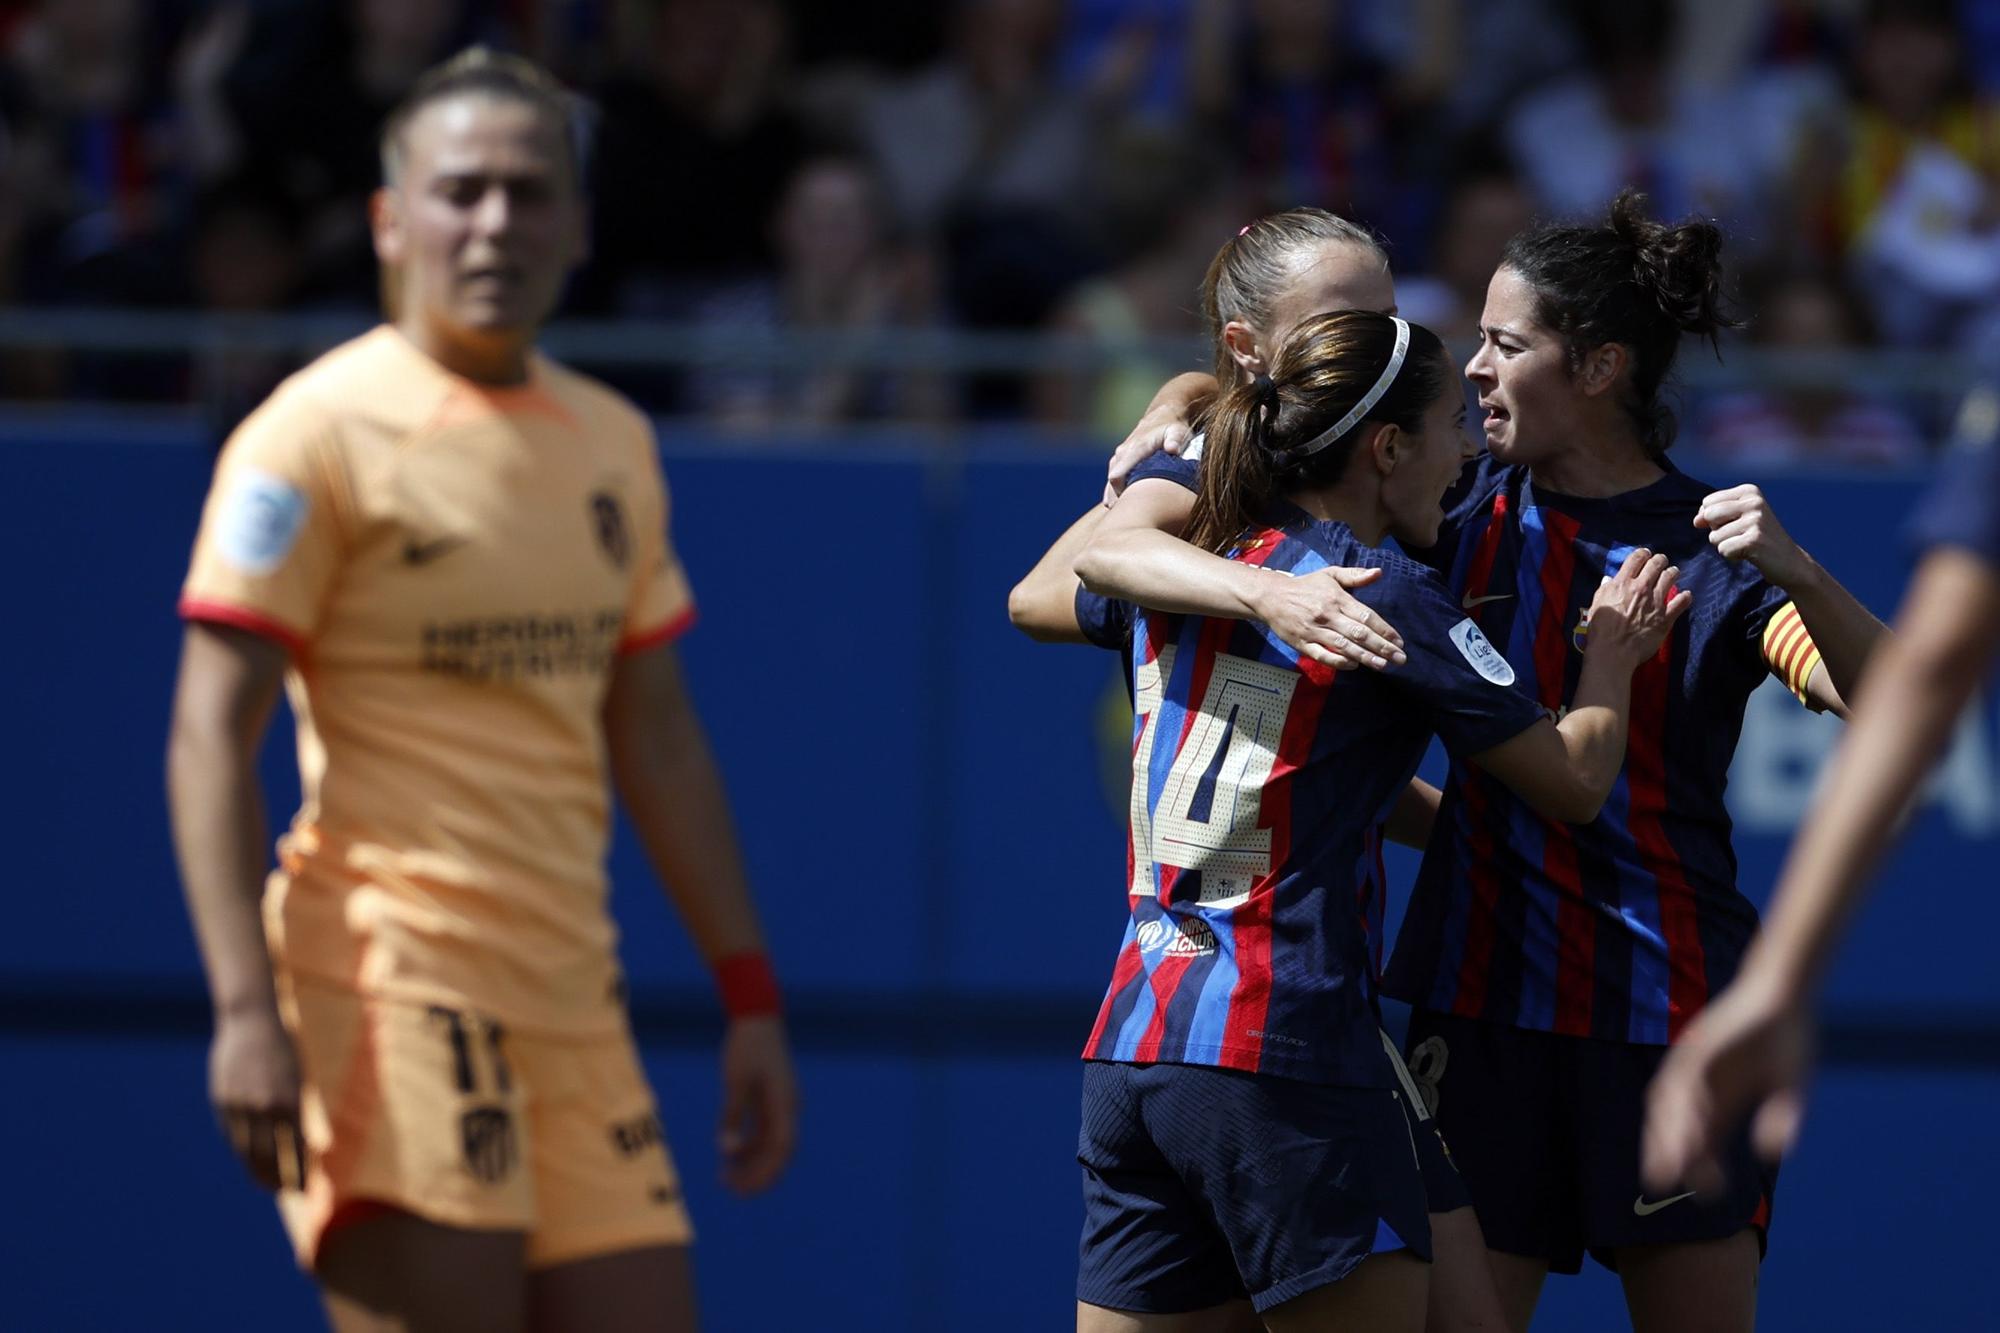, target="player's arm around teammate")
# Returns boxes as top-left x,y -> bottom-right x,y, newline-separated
1011,211 -> 1409,670
1056,216 -> 1519,1333
1009,373 -> 1211,643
